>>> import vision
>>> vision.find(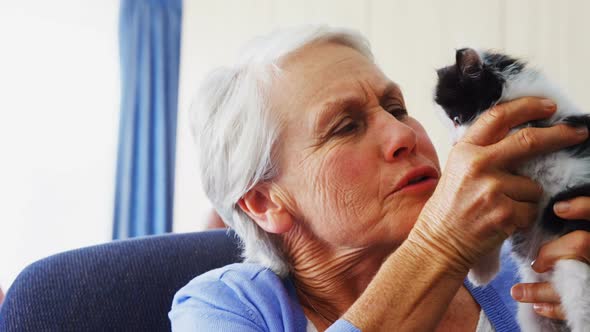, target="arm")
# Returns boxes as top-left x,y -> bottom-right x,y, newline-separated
343,98 -> 588,331
342,234 -> 466,331
170,98 -> 586,332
